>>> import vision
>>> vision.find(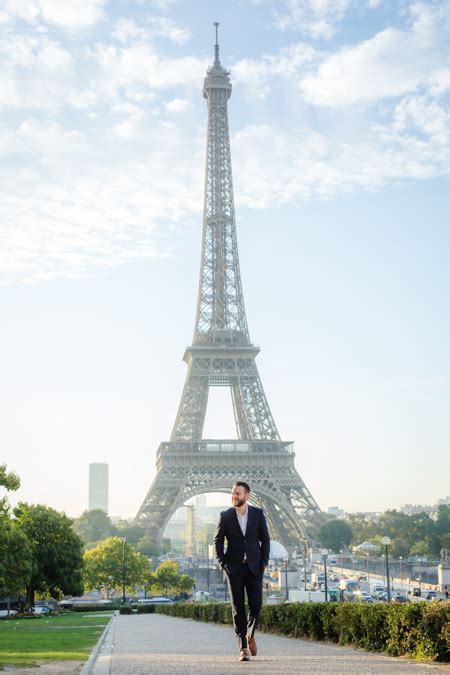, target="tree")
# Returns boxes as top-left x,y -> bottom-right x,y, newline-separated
147,561 -> 194,597
346,513 -> 378,544
319,520 -> 352,552
0,464 -> 20,492
83,536 -> 150,596
435,506 -> 450,537
0,526 -> 32,613
136,534 -> 161,557
114,521 -> 148,546
14,503 -> 84,607
73,509 -> 116,546
0,464 -> 20,522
